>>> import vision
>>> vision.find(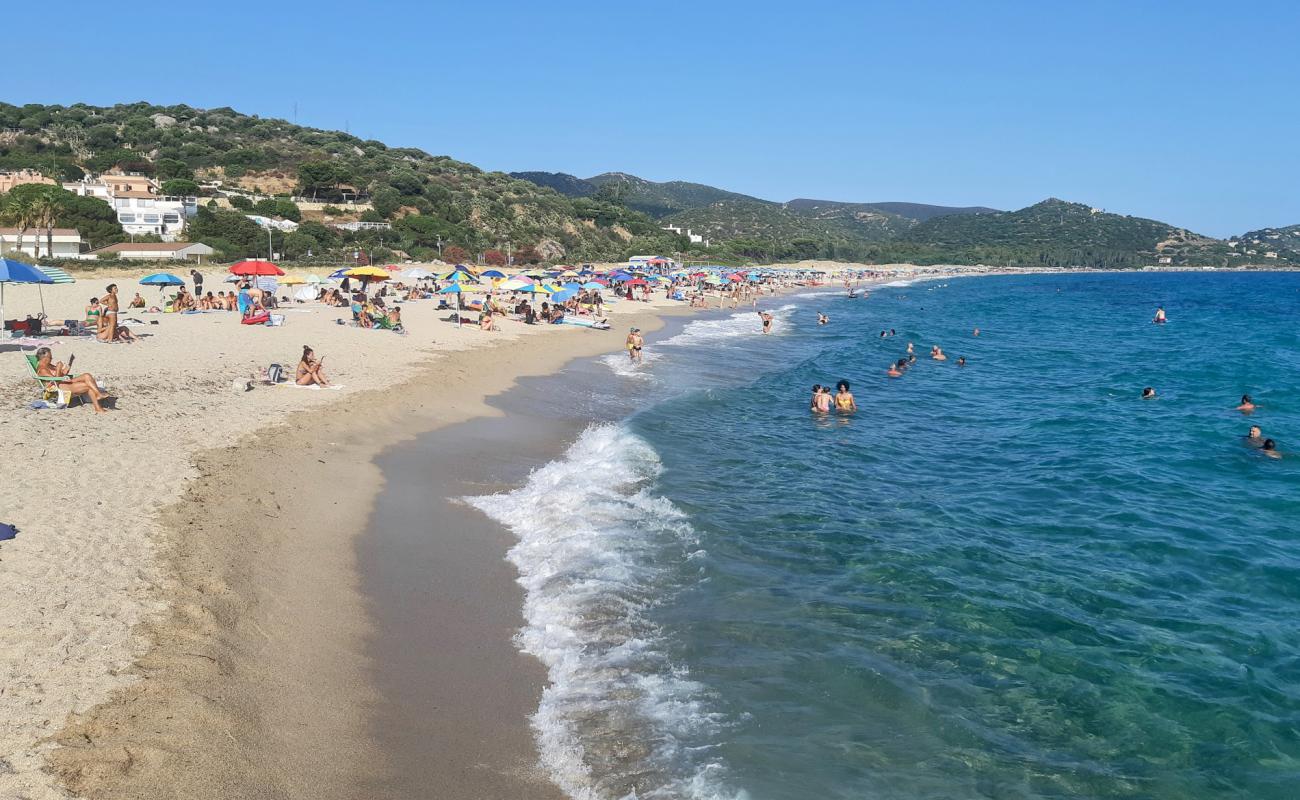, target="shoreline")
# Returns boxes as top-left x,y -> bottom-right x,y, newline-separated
0,262 -> 1095,799
36,294 -> 701,799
